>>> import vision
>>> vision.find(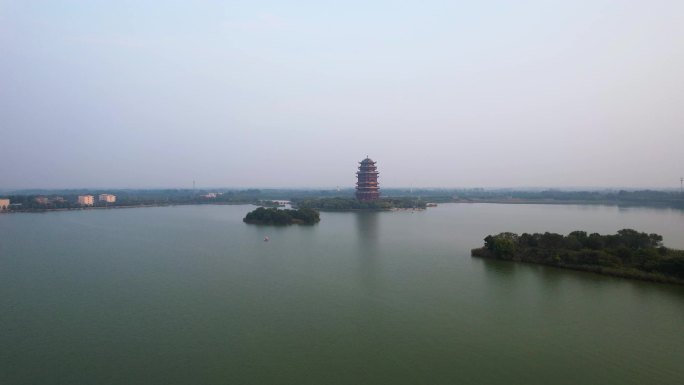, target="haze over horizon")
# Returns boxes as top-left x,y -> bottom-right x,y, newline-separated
2,1 -> 683,190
